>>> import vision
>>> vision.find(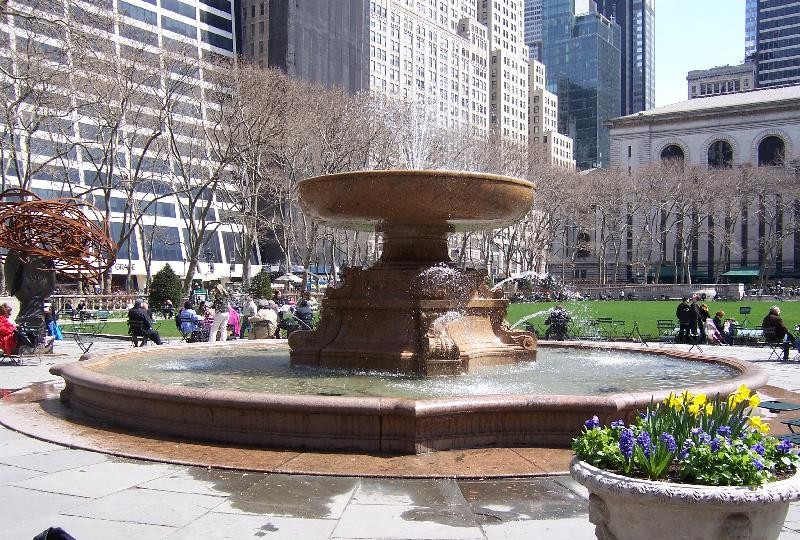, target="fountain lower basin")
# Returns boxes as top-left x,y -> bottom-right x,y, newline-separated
51,341 -> 766,454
